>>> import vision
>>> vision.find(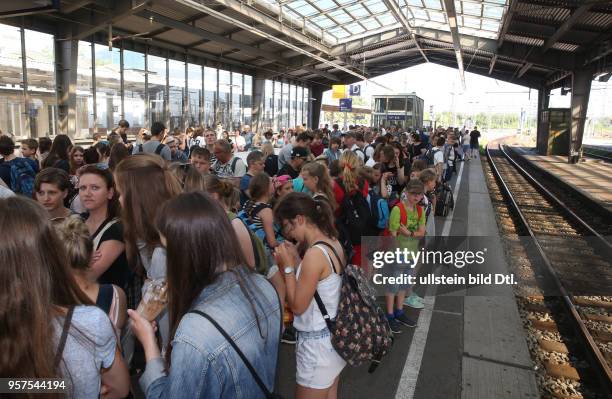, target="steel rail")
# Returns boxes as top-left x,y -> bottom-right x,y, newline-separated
486,143 -> 612,392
